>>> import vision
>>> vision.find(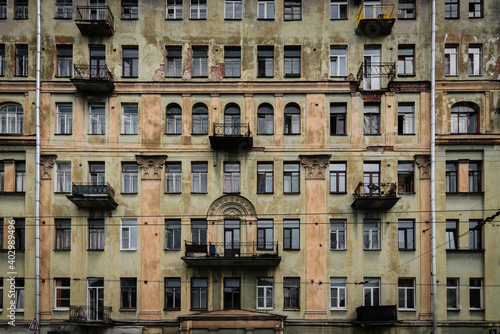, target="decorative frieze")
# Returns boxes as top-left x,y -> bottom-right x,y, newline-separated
40,155 -> 57,180
300,155 -> 331,180
136,155 -> 167,180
